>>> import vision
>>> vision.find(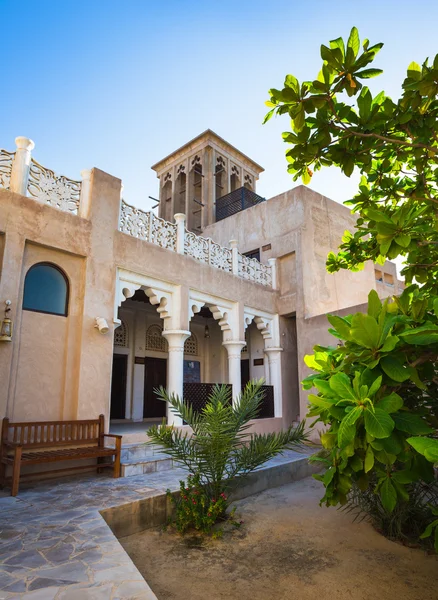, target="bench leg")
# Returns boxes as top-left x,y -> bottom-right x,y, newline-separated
0,460 -> 6,489
11,446 -> 22,497
113,438 -> 121,478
